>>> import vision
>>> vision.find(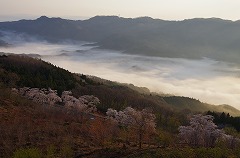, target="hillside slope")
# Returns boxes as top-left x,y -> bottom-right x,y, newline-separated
0,54 -> 239,116
1,54 -> 240,157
